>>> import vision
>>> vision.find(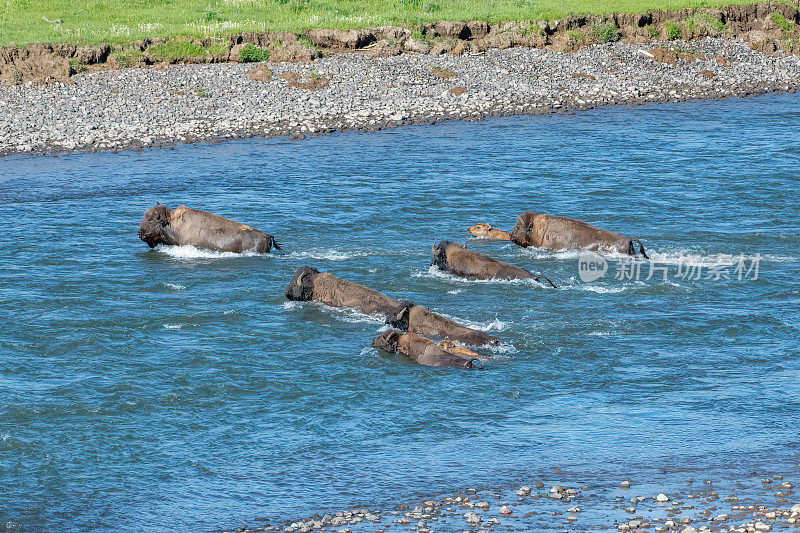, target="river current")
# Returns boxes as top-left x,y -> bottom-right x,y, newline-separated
1,93 -> 799,532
